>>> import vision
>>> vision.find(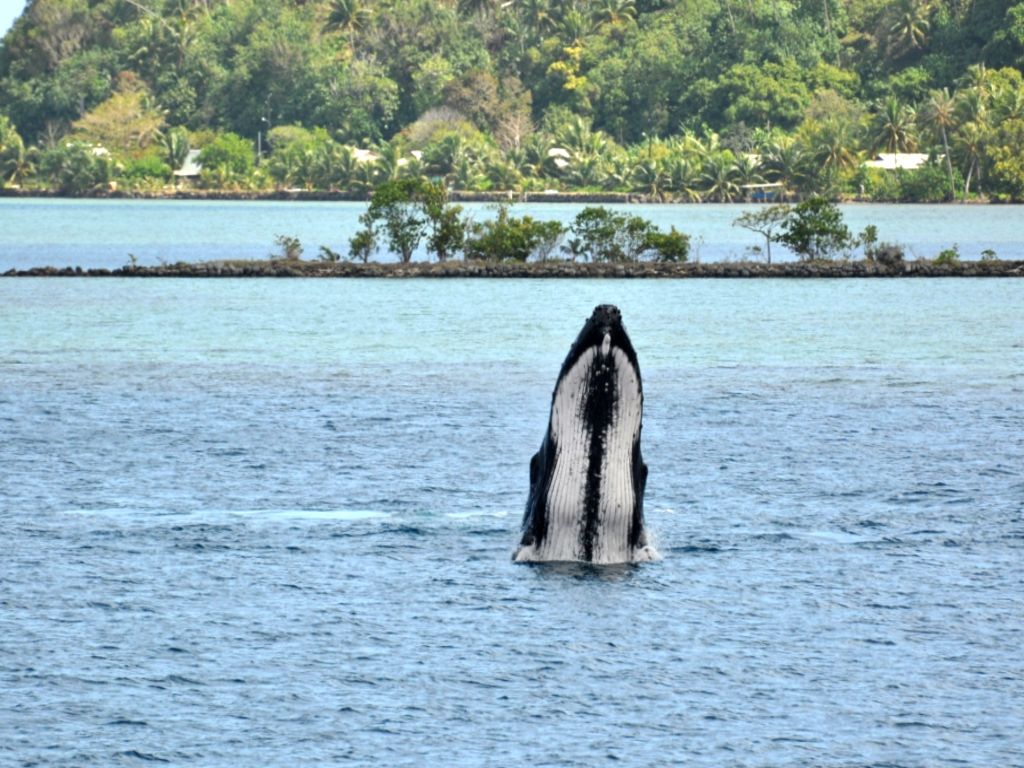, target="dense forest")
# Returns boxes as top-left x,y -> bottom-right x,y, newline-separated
3,0 -> 1024,200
